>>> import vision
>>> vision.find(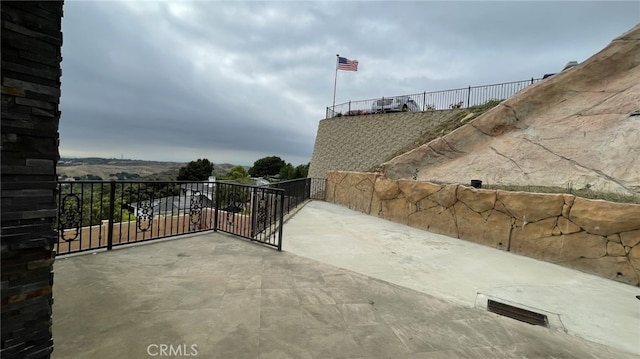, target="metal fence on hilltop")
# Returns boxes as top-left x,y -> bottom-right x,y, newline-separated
326,77 -> 542,119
